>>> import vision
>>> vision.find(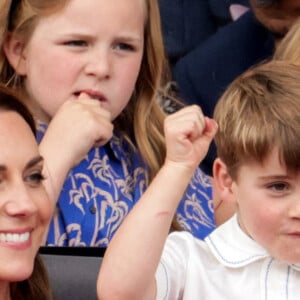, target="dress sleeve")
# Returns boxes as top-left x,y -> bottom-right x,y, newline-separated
175,167 -> 215,239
